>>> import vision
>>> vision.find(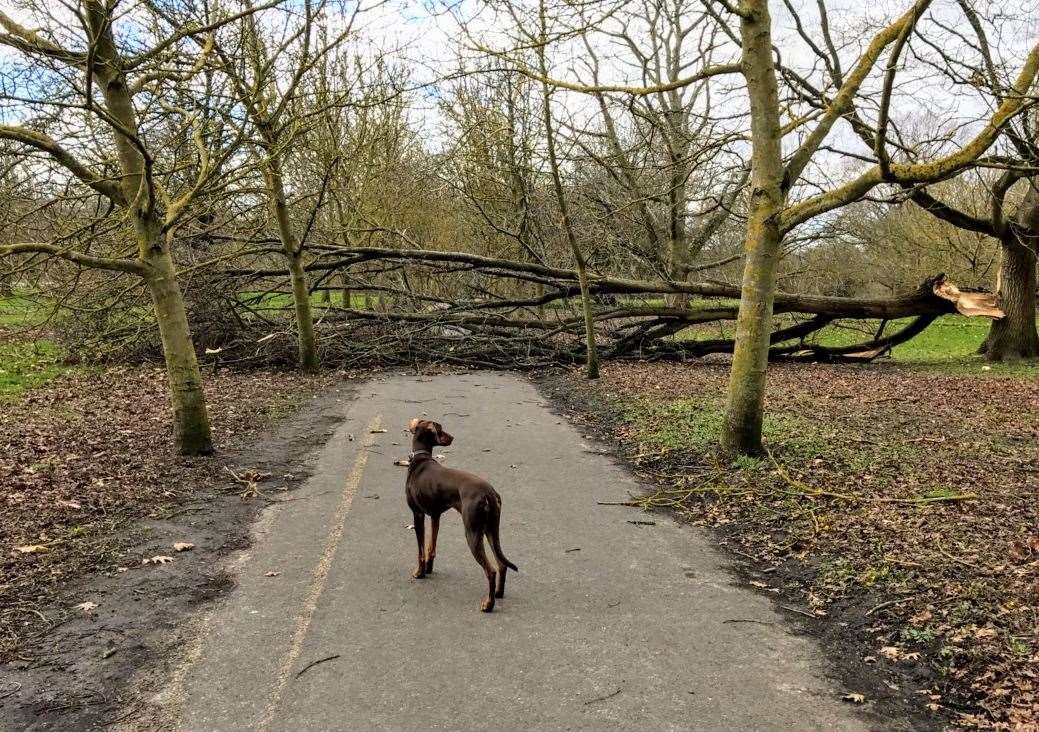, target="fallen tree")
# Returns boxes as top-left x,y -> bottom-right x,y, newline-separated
190,245 -> 1005,369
